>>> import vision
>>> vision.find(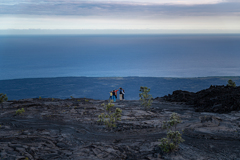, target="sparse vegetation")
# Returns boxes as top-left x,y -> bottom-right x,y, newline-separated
139,86 -> 153,110
39,96 -> 42,100
159,113 -> 184,153
16,108 -> 25,115
0,93 -> 8,103
70,96 -> 74,99
52,98 -> 54,101
98,101 -> 122,128
85,99 -> 89,102
227,79 -> 236,87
